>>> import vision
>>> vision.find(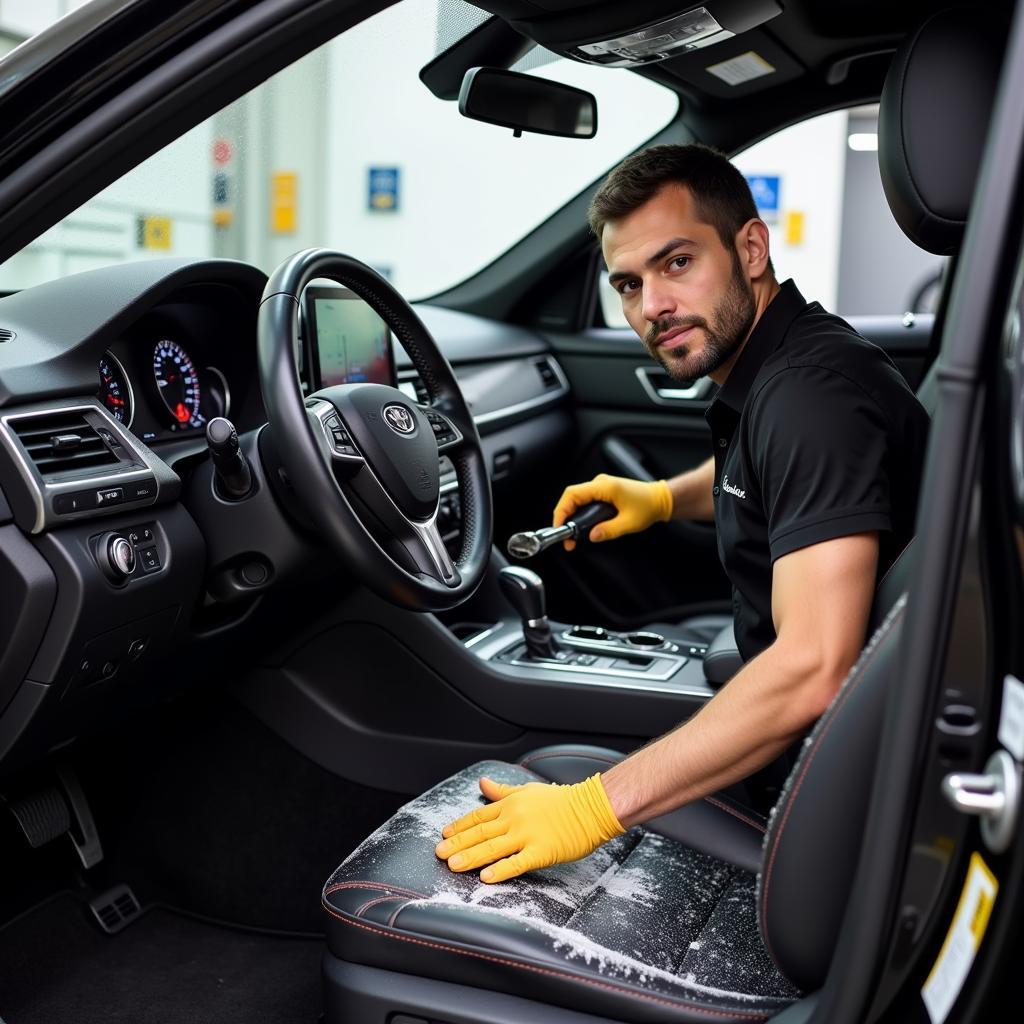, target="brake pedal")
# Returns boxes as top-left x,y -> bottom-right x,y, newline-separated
2,764 -> 103,868
88,884 -> 142,934
6,785 -> 71,848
